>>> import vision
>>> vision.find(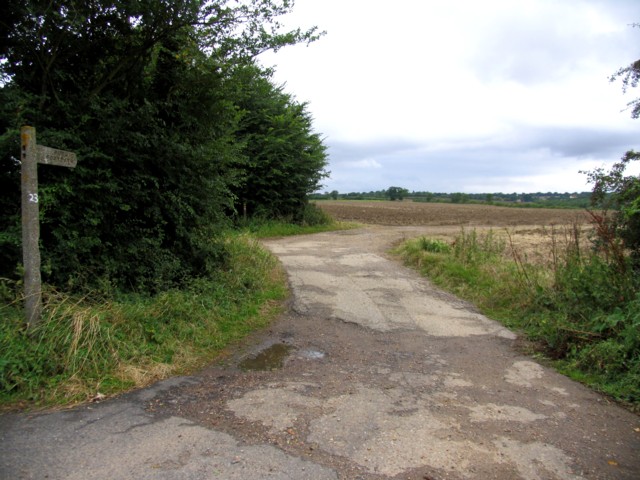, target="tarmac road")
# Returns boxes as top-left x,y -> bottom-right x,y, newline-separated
1,226 -> 639,479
